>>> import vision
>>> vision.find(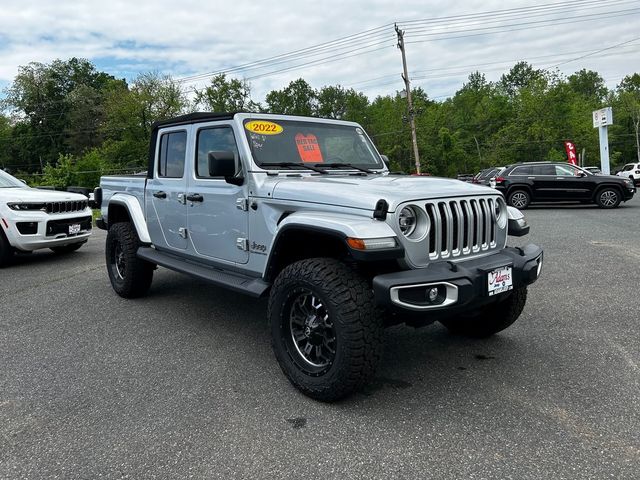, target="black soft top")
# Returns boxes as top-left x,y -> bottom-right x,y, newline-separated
151,112 -> 237,130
